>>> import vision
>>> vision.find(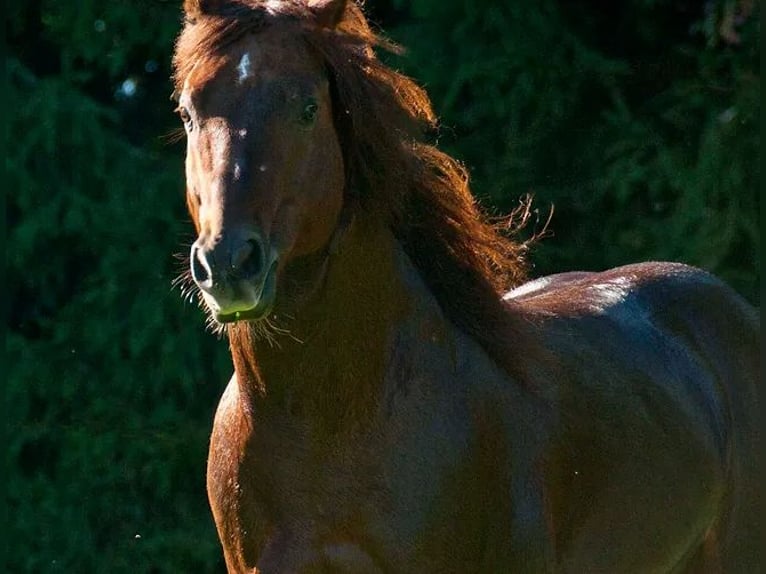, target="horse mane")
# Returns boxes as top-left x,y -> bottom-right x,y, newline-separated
173,1 -> 544,386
